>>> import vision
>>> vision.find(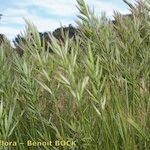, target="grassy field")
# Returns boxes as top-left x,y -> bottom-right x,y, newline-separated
0,0 -> 150,149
